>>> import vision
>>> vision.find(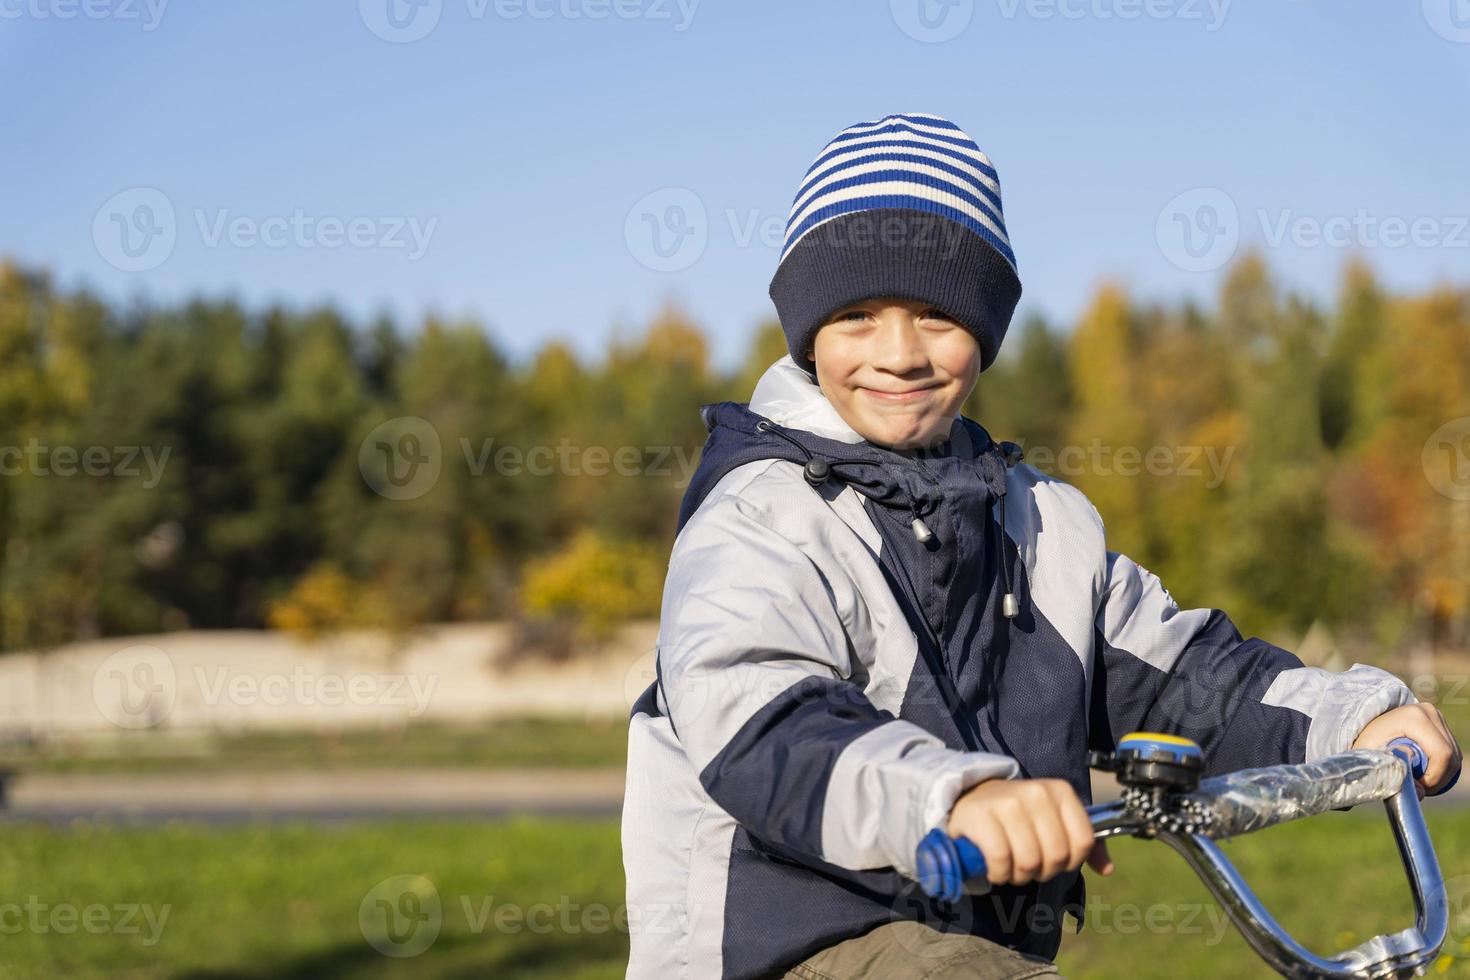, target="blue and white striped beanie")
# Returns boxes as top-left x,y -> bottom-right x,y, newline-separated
768,112 -> 1022,374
